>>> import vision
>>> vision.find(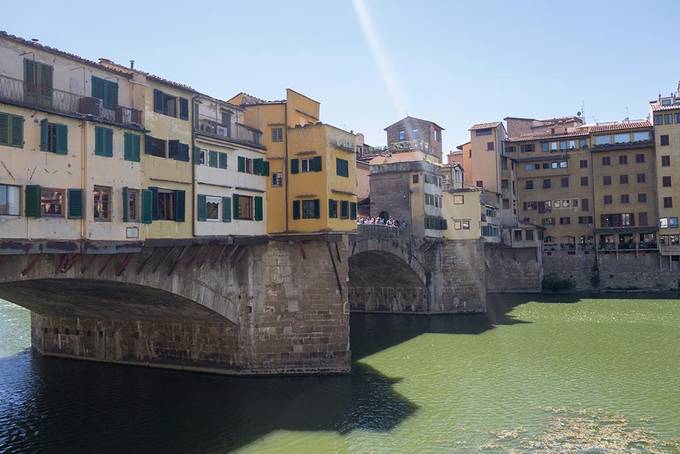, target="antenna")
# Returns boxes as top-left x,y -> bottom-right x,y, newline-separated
624,105 -> 630,122
578,101 -> 586,124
